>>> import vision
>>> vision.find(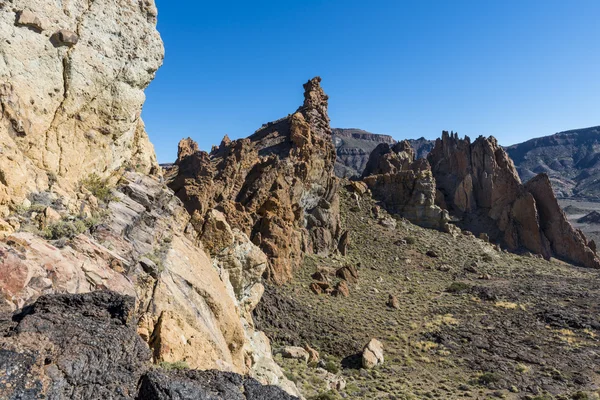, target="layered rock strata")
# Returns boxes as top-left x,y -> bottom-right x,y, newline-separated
0,1 -> 163,214
361,140 -> 450,231
169,77 -> 341,284
428,131 -> 600,269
